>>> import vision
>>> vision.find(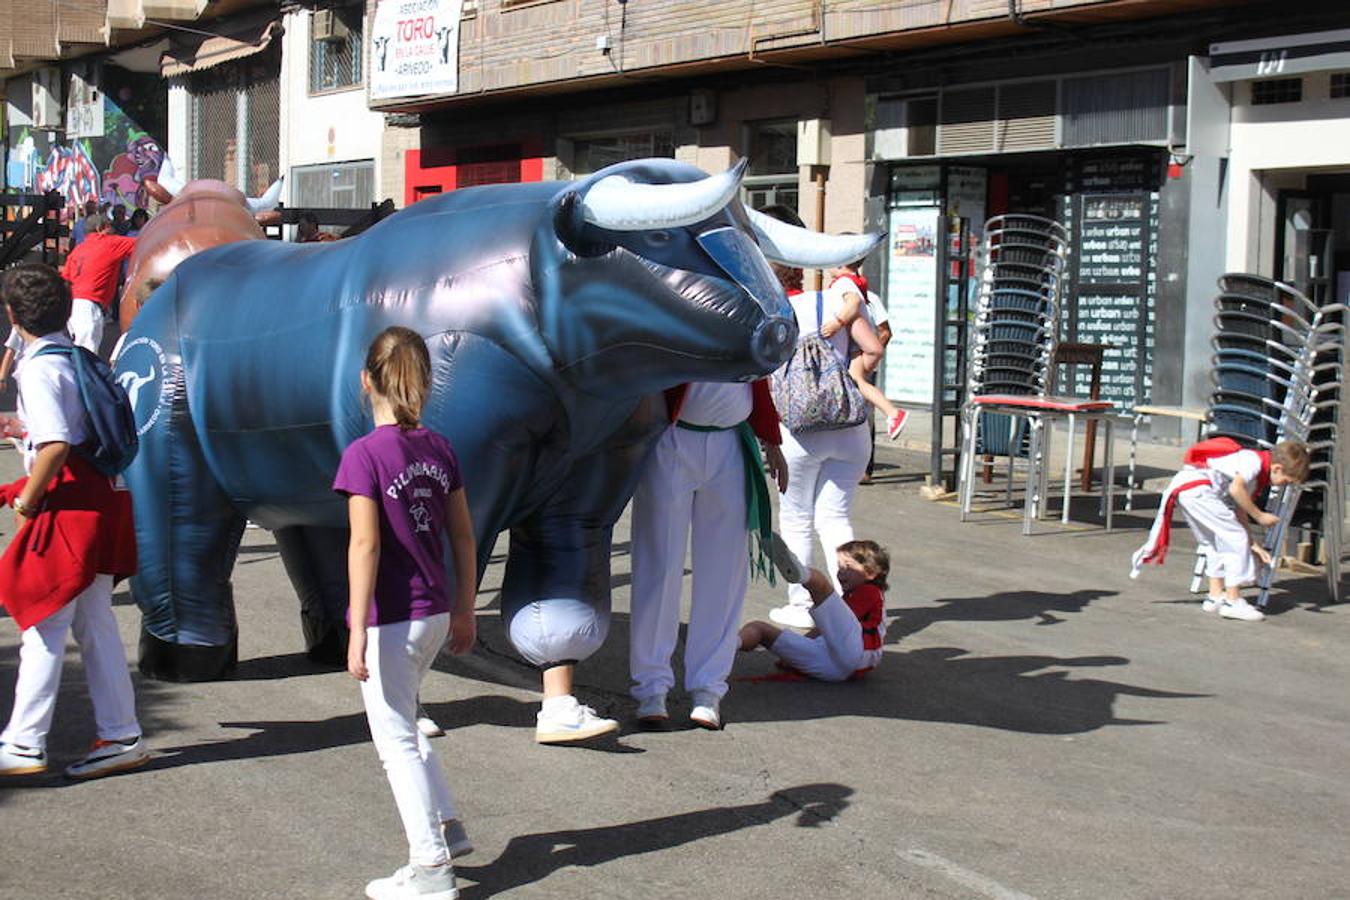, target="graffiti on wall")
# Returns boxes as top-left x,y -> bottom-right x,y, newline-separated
6,95 -> 164,217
